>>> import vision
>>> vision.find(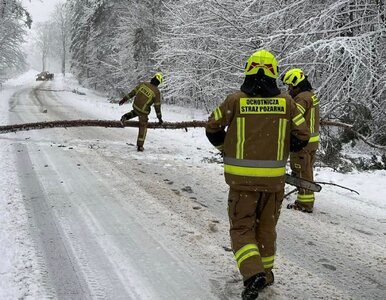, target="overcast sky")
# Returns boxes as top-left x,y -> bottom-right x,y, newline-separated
22,0 -> 62,24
